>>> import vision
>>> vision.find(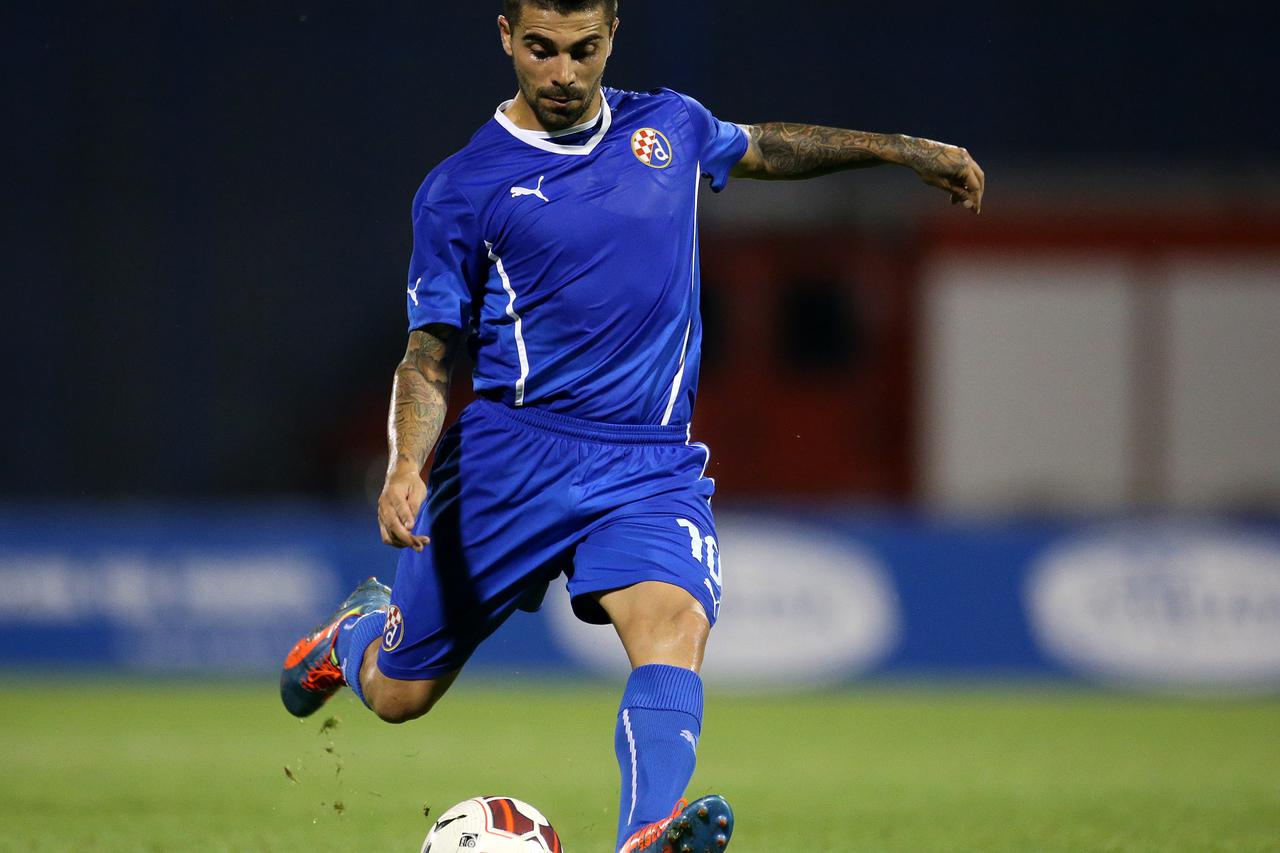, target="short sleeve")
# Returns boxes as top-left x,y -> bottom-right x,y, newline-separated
675,91 -> 749,192
405,171 -> 487,332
